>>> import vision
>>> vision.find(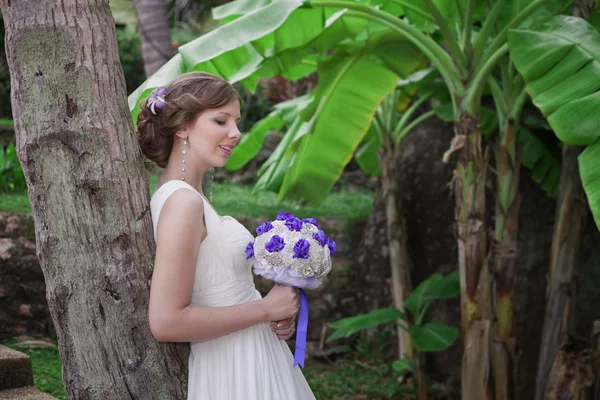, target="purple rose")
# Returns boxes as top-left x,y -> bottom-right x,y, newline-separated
245,242 -> 254,259
265,235 -> 285,252
302,218 -> 318,228
276,211 -> 295,221
293,239 -> 310,259
285,217 -> 303,231
256,221 -> 274,235
327,237 -> 337,256
313,230 -> 327,246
